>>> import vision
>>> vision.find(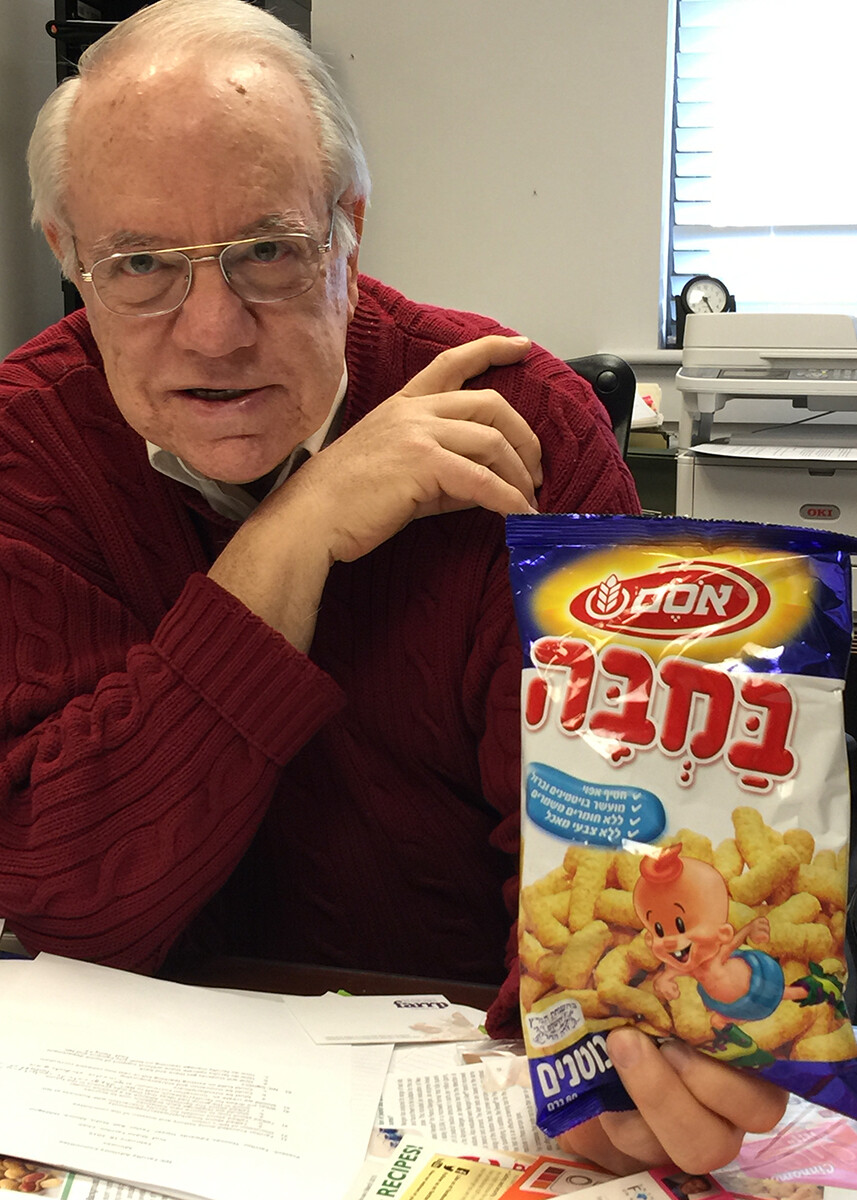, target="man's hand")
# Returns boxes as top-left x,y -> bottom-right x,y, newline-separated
284,333 -> 542,564
209,334 -> 541,648
554,1029 -> 788,1175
